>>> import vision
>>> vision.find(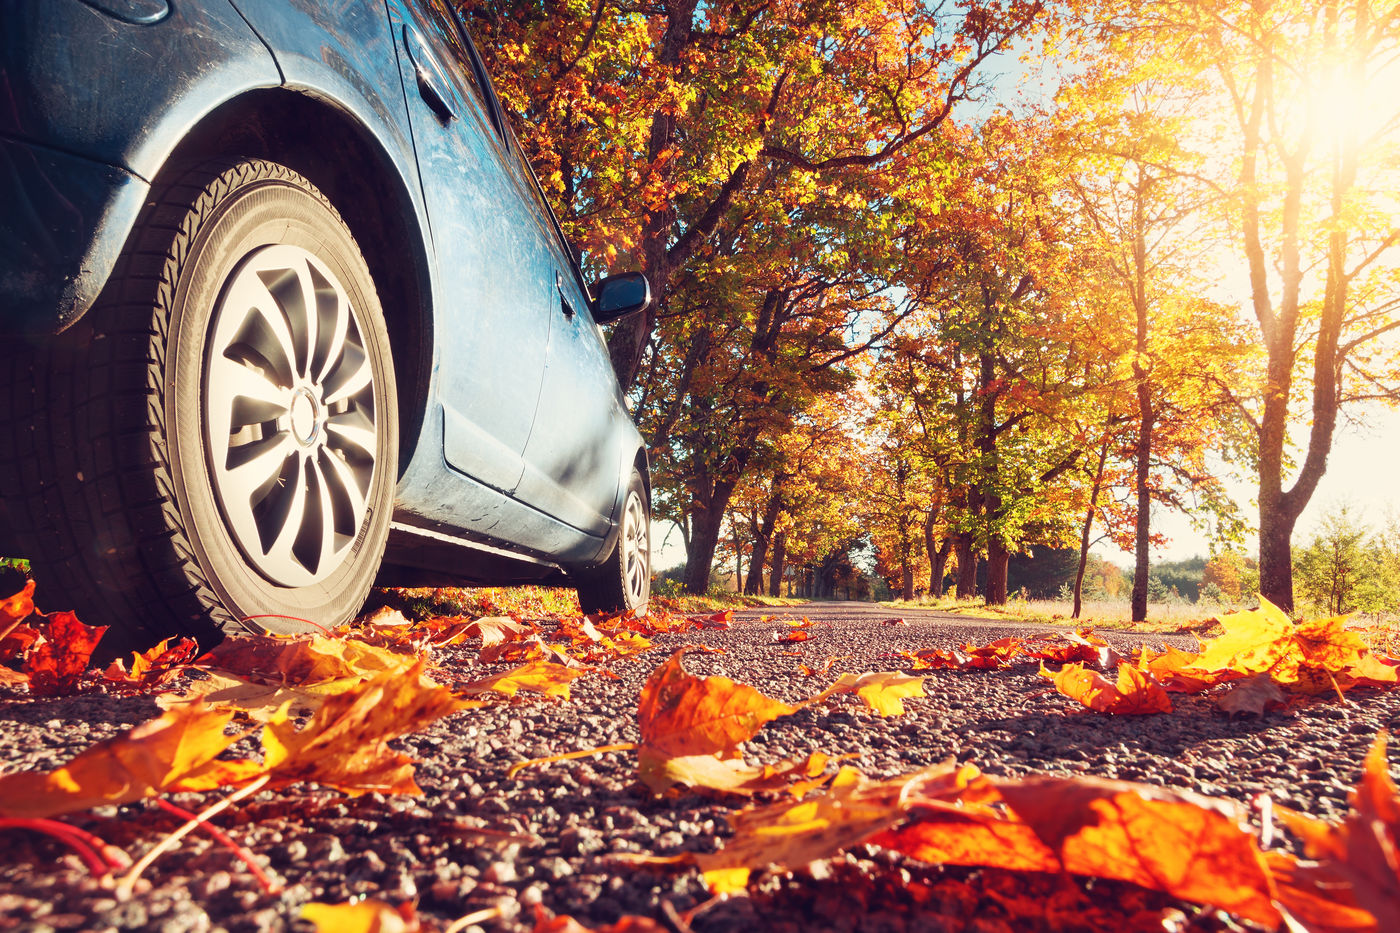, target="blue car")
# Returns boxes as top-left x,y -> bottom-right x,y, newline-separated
0,0 -> 652,652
